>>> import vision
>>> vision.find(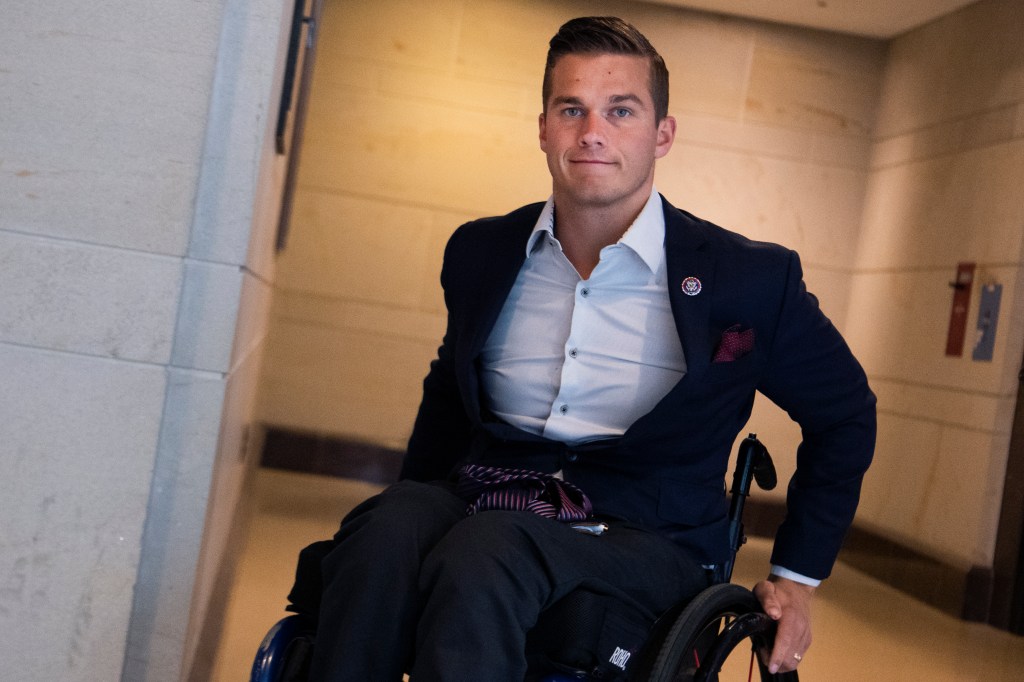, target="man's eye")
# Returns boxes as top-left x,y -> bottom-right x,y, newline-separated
612,108 -> 632,118
564,107 -> 582,117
